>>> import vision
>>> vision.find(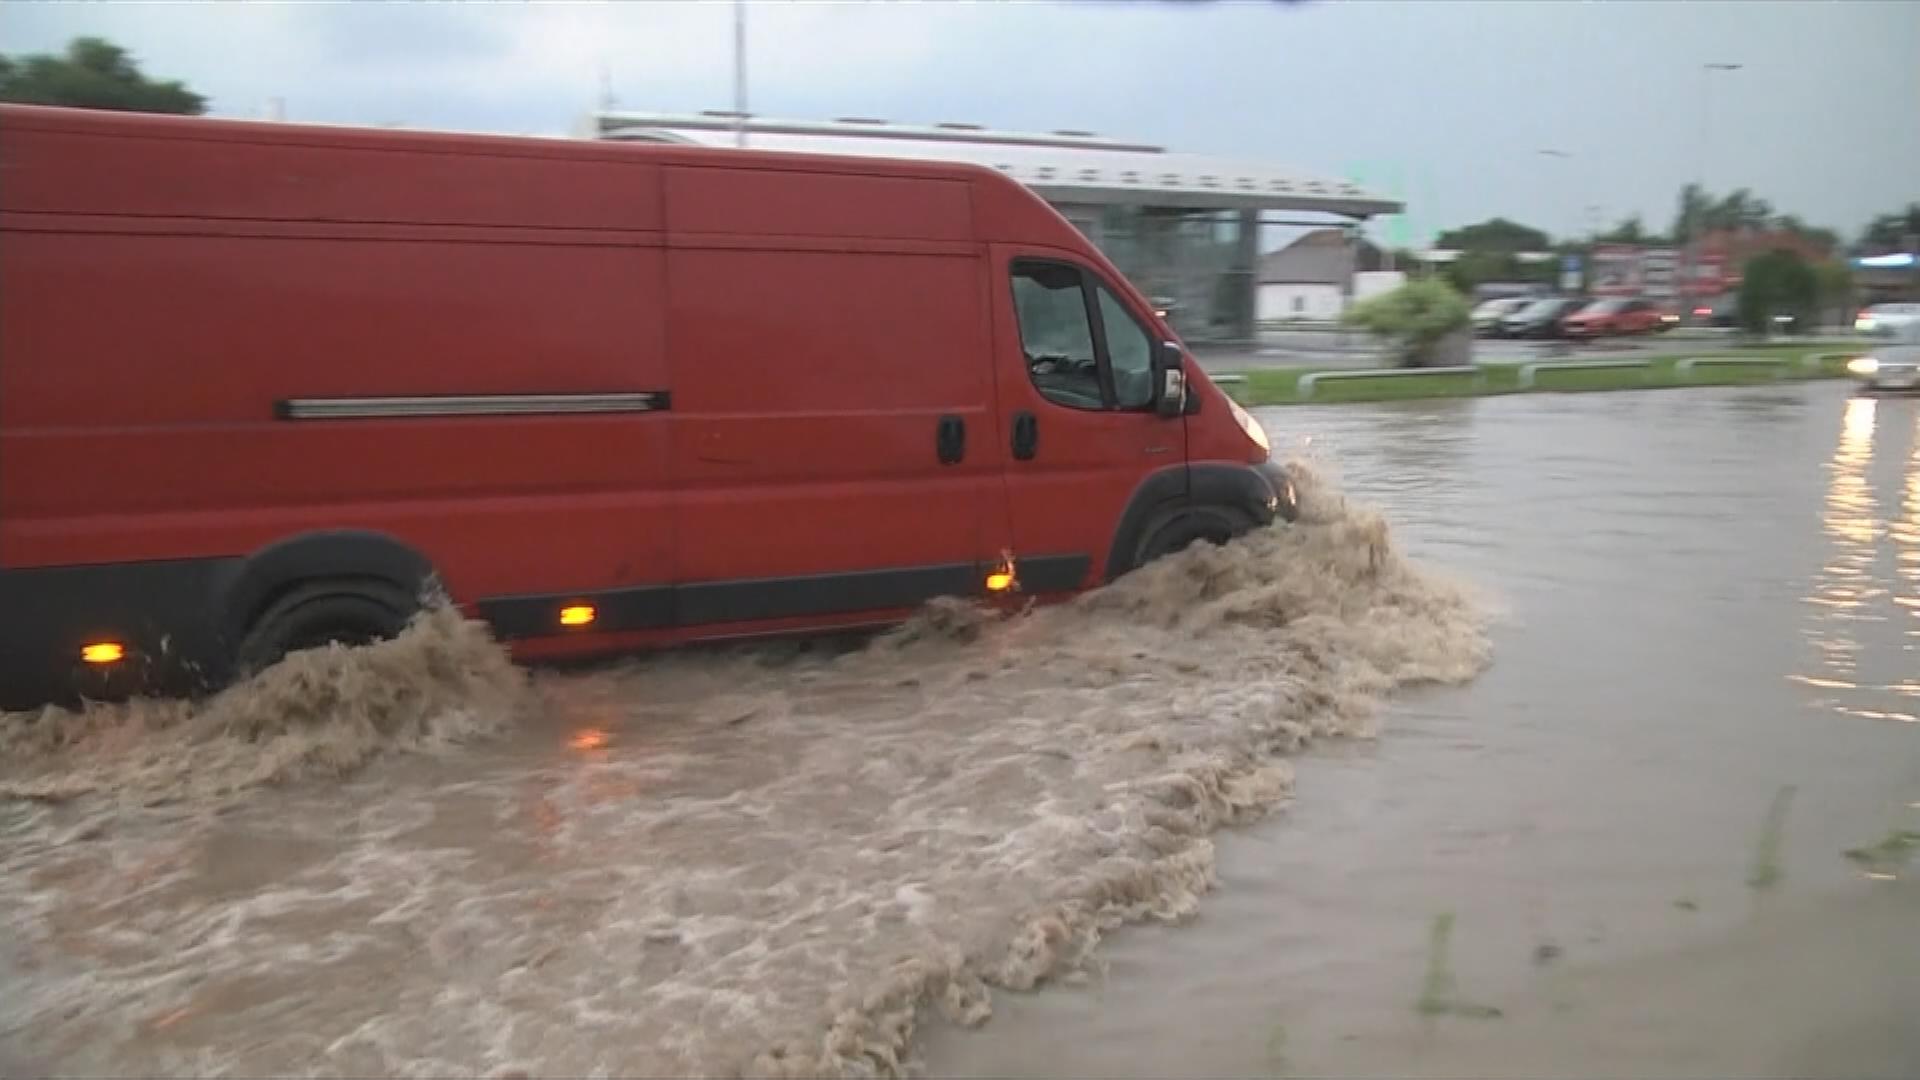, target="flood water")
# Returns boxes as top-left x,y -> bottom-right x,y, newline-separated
927,382 -> 1920,1078
4,381 -> 1917,1078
